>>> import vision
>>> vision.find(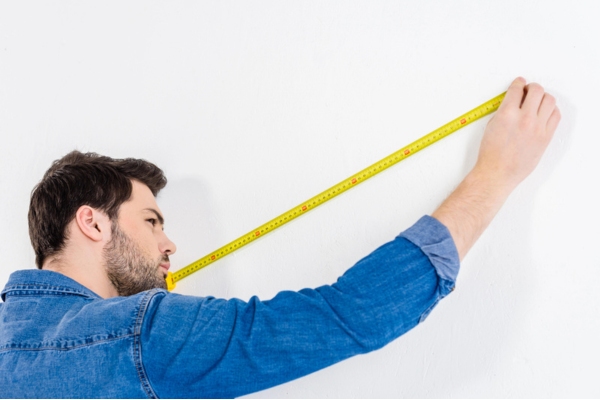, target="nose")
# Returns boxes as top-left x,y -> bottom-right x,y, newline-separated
159,232 -> 177,256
